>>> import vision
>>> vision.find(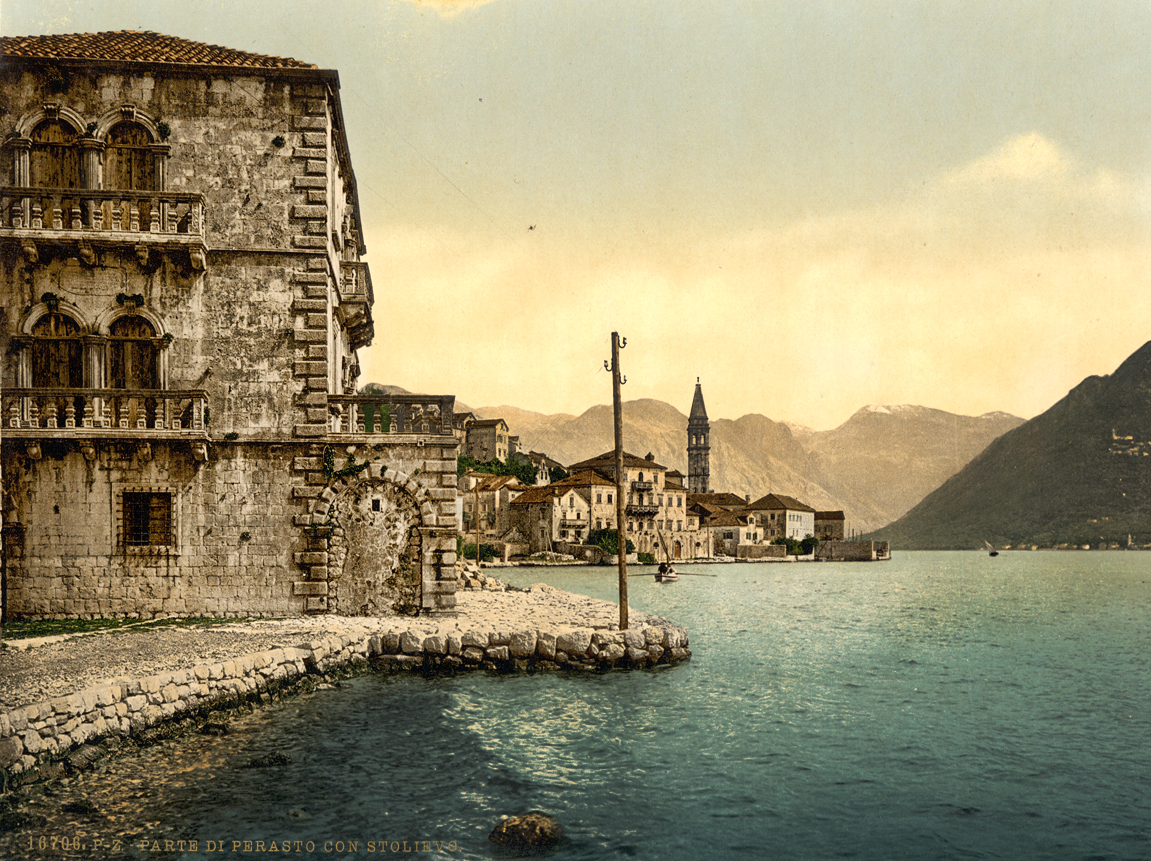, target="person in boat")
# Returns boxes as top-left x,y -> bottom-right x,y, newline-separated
658,562 -> 668,576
